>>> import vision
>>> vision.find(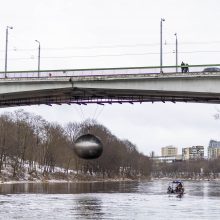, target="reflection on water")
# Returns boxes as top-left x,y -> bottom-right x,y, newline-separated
0,181 -> 139,194
0,180 -> 220,219
184,180 -> 220,197
74,196 -> 103,219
